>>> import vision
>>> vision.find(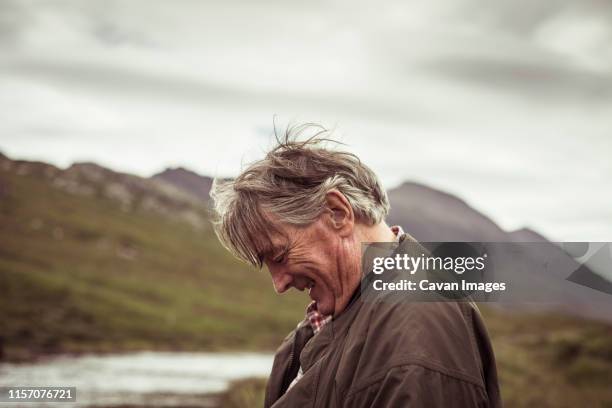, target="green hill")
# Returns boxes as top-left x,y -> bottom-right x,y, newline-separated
0,157 -> 306,360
